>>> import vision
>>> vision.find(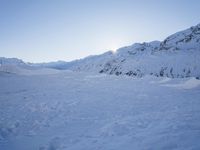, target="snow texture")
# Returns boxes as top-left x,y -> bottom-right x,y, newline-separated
0,70 -> 200,150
